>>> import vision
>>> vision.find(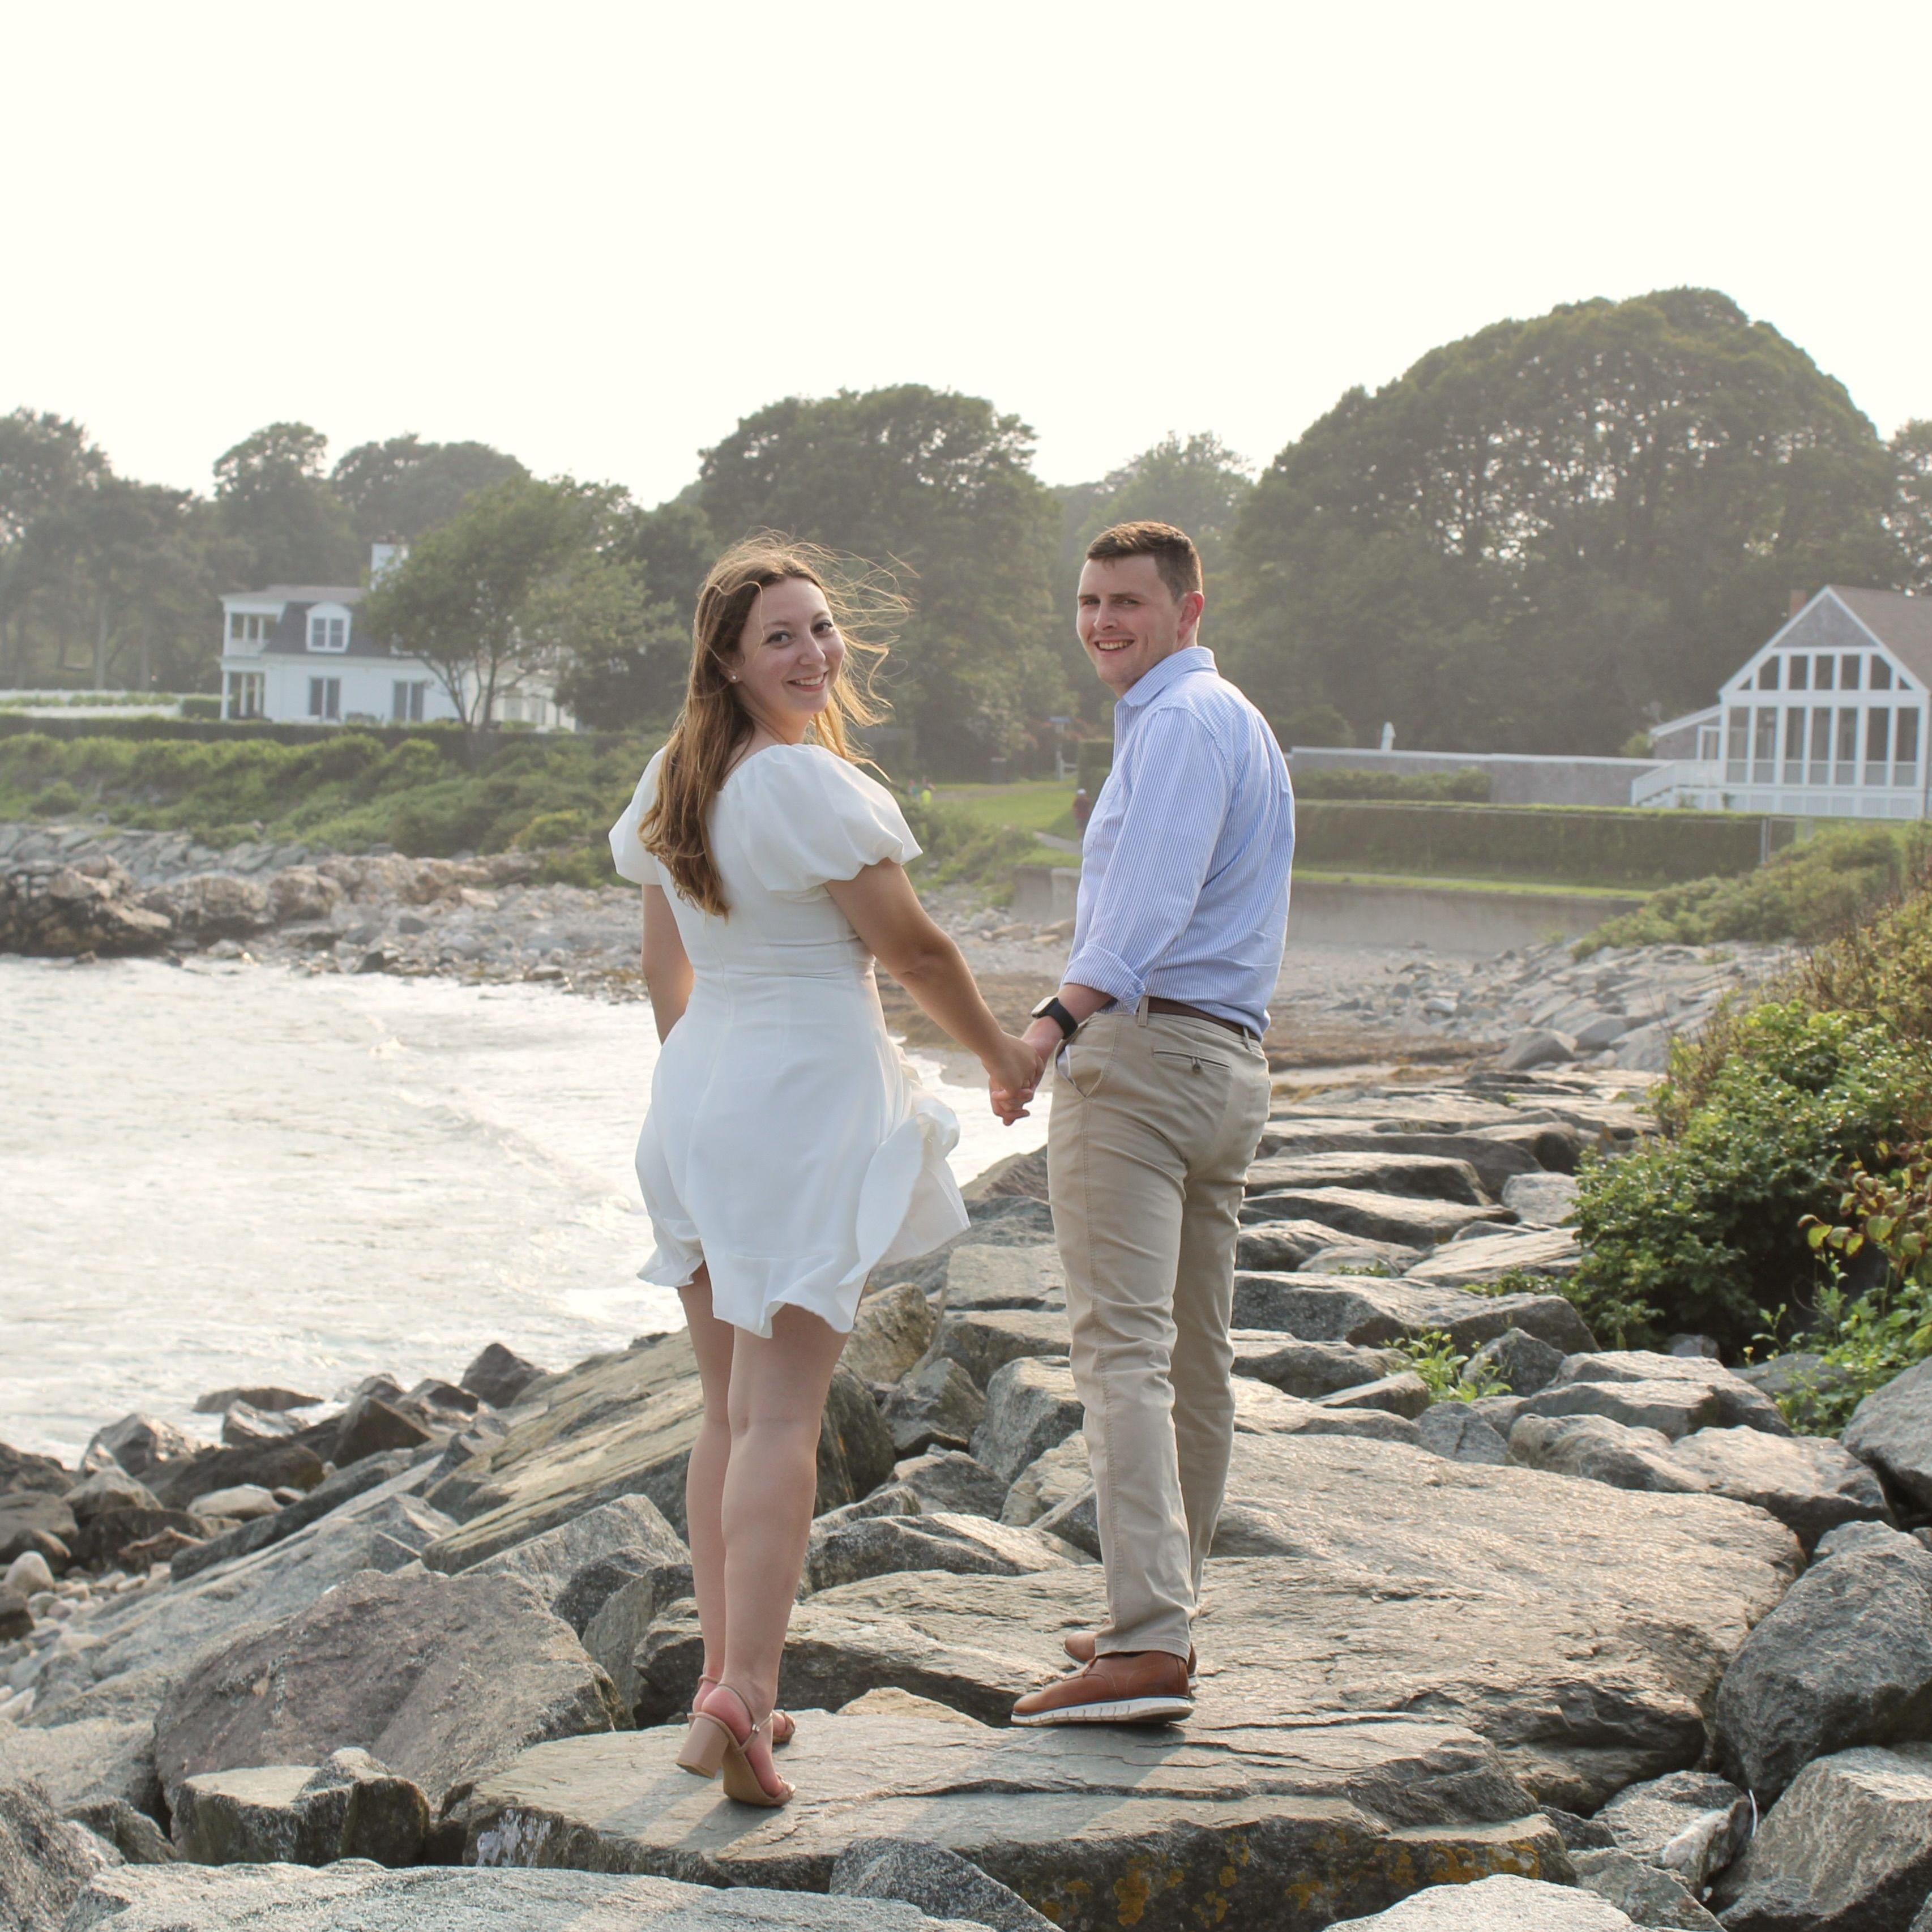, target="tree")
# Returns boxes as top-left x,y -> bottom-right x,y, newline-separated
363,476 -> 615,733
1224,289 -> 1905,753
0,411 -> 105,685
696,386 -> 1069,772
331,434 -> 529,546
1067,431 -> 1254,591
1892,421 -> 1932,597
213,422 -> 360,587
